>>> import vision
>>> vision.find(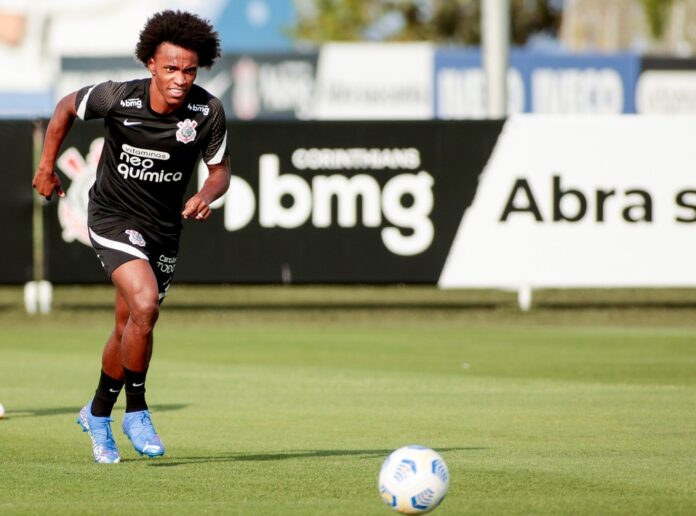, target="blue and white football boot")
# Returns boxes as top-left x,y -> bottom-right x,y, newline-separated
76,403 -> 120,464
122,410 -> 165,457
